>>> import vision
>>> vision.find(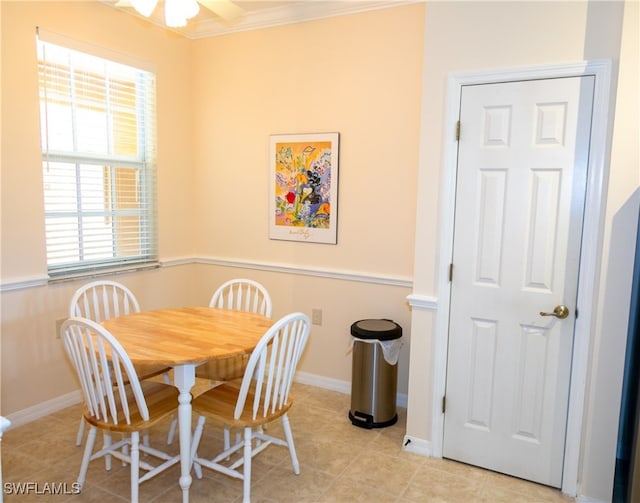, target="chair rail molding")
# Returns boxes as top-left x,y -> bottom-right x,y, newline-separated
0,275 -> 49,292
193,256 -> 413,288
1,256 -> 413,292
406,293 -> 438,310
